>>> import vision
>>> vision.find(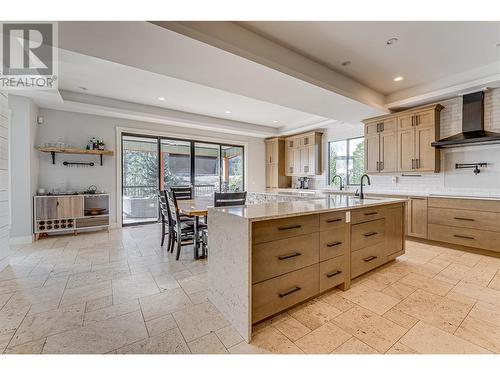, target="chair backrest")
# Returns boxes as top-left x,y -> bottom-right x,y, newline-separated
169,186 -> 193,200
165,190 -> 181,231
214,191 -> 247,207
158,192 -> 169,221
